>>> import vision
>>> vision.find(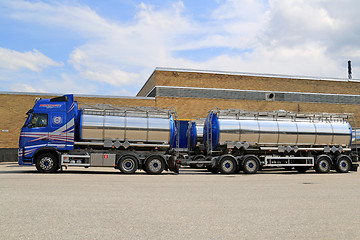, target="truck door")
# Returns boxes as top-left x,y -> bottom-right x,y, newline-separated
26,113 -> 50,147
49,112 -> 67,150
